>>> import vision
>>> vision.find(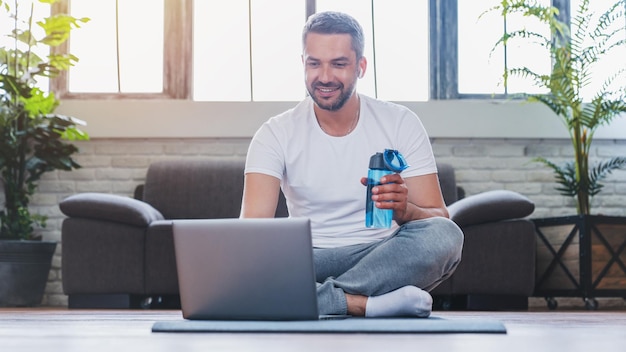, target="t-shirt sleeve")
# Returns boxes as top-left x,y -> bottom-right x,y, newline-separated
397,109 -> 438,178
245,121 -> 284,180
